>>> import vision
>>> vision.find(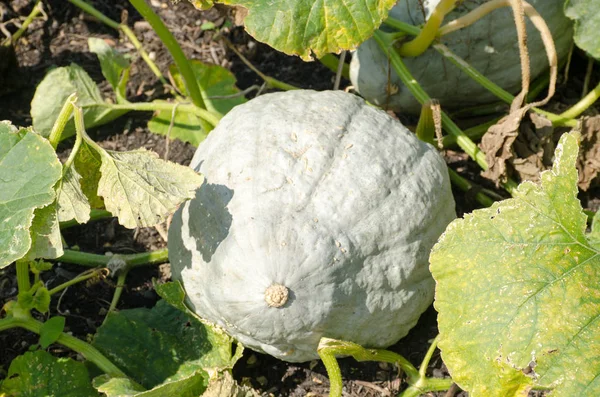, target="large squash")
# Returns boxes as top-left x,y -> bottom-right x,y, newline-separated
350,0 -> 573,113
168,90 -> 455,362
